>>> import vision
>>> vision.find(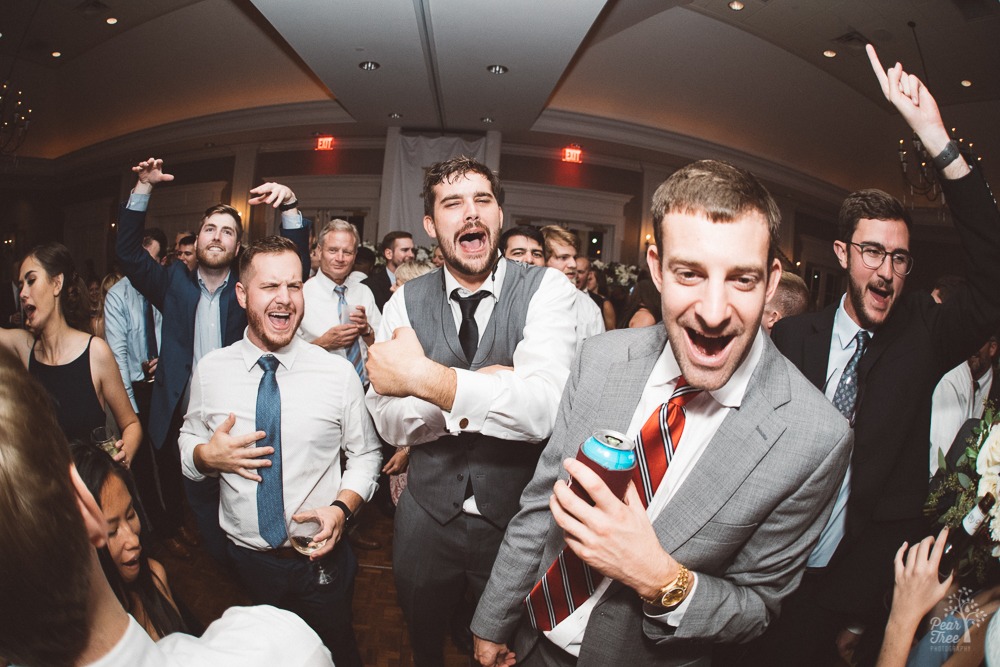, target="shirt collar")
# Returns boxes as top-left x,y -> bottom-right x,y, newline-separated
311,269 -> 345,292
240,328 -> 305,372
196,268 -> 231,294
442,254 -> 506,300
650,326 -> 765,410
833,294 -> 872,351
